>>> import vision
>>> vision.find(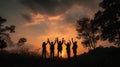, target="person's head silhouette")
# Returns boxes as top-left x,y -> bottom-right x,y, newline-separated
59,41 -> 61,43
67,42 -> 69,44
43,42 -> 46,44
75,41 -> 77,44
51,42 -> 53,44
